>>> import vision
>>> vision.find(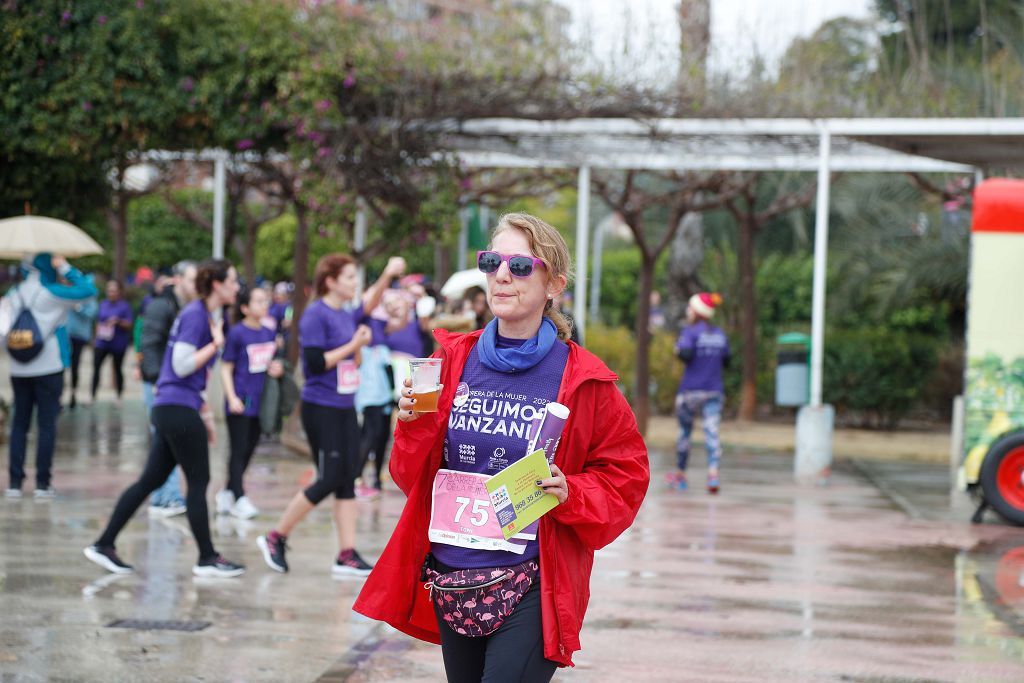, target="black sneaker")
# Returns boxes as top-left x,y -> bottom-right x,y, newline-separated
332,549 -> 373,578
257,533 -> 288,573
84,545 -> 134,574
192,555 -> 245,578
